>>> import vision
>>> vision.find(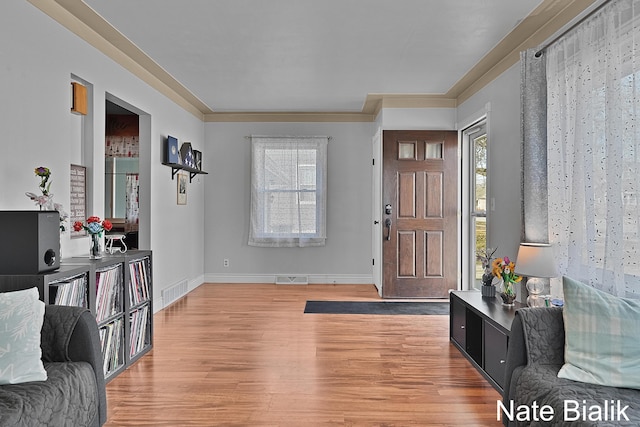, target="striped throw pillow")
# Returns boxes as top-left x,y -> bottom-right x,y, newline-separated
558,276 -> 640,389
